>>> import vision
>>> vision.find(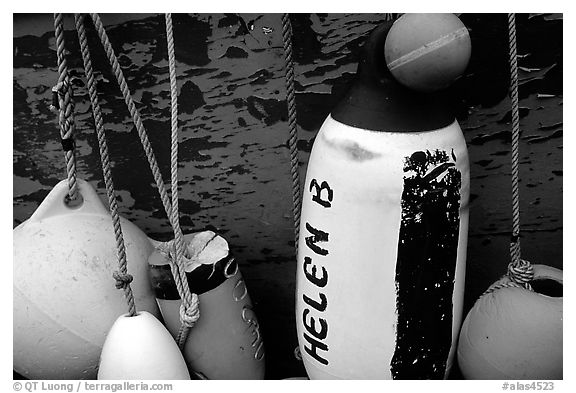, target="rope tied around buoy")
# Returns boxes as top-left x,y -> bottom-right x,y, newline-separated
483,14 -> 534,296
506,13 -> 534,290
53,13 -> 81,206
164,12 -> 201,346
155,238 -> 201,346
507,258 -> 534,286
